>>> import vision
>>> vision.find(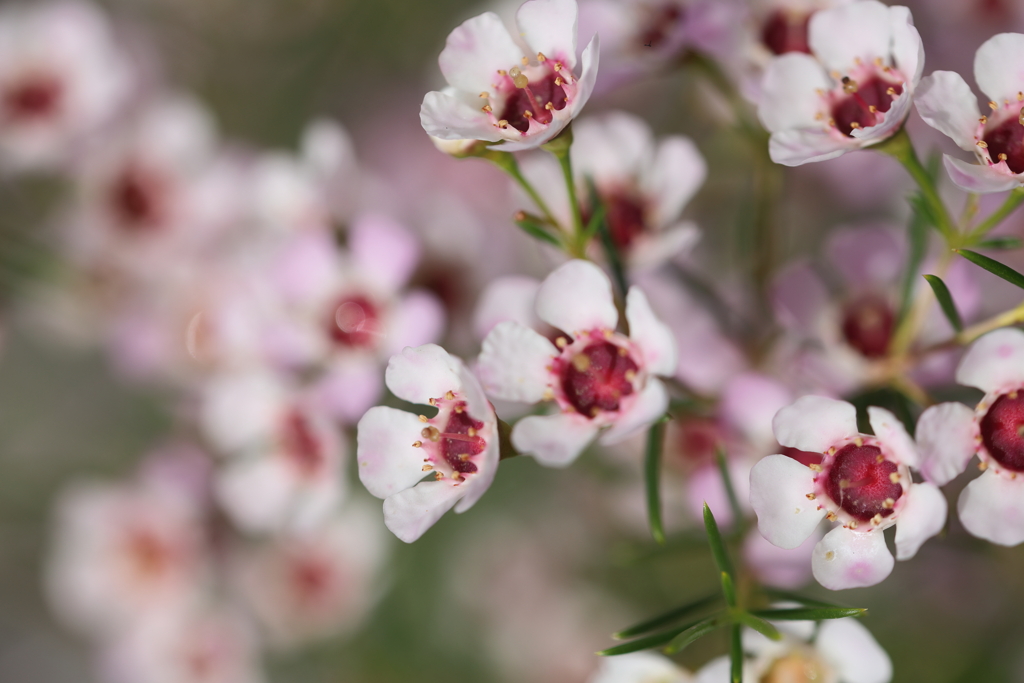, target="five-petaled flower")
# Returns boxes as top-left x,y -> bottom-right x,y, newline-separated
477,259 -> 677,467
750,395 -> 946,590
